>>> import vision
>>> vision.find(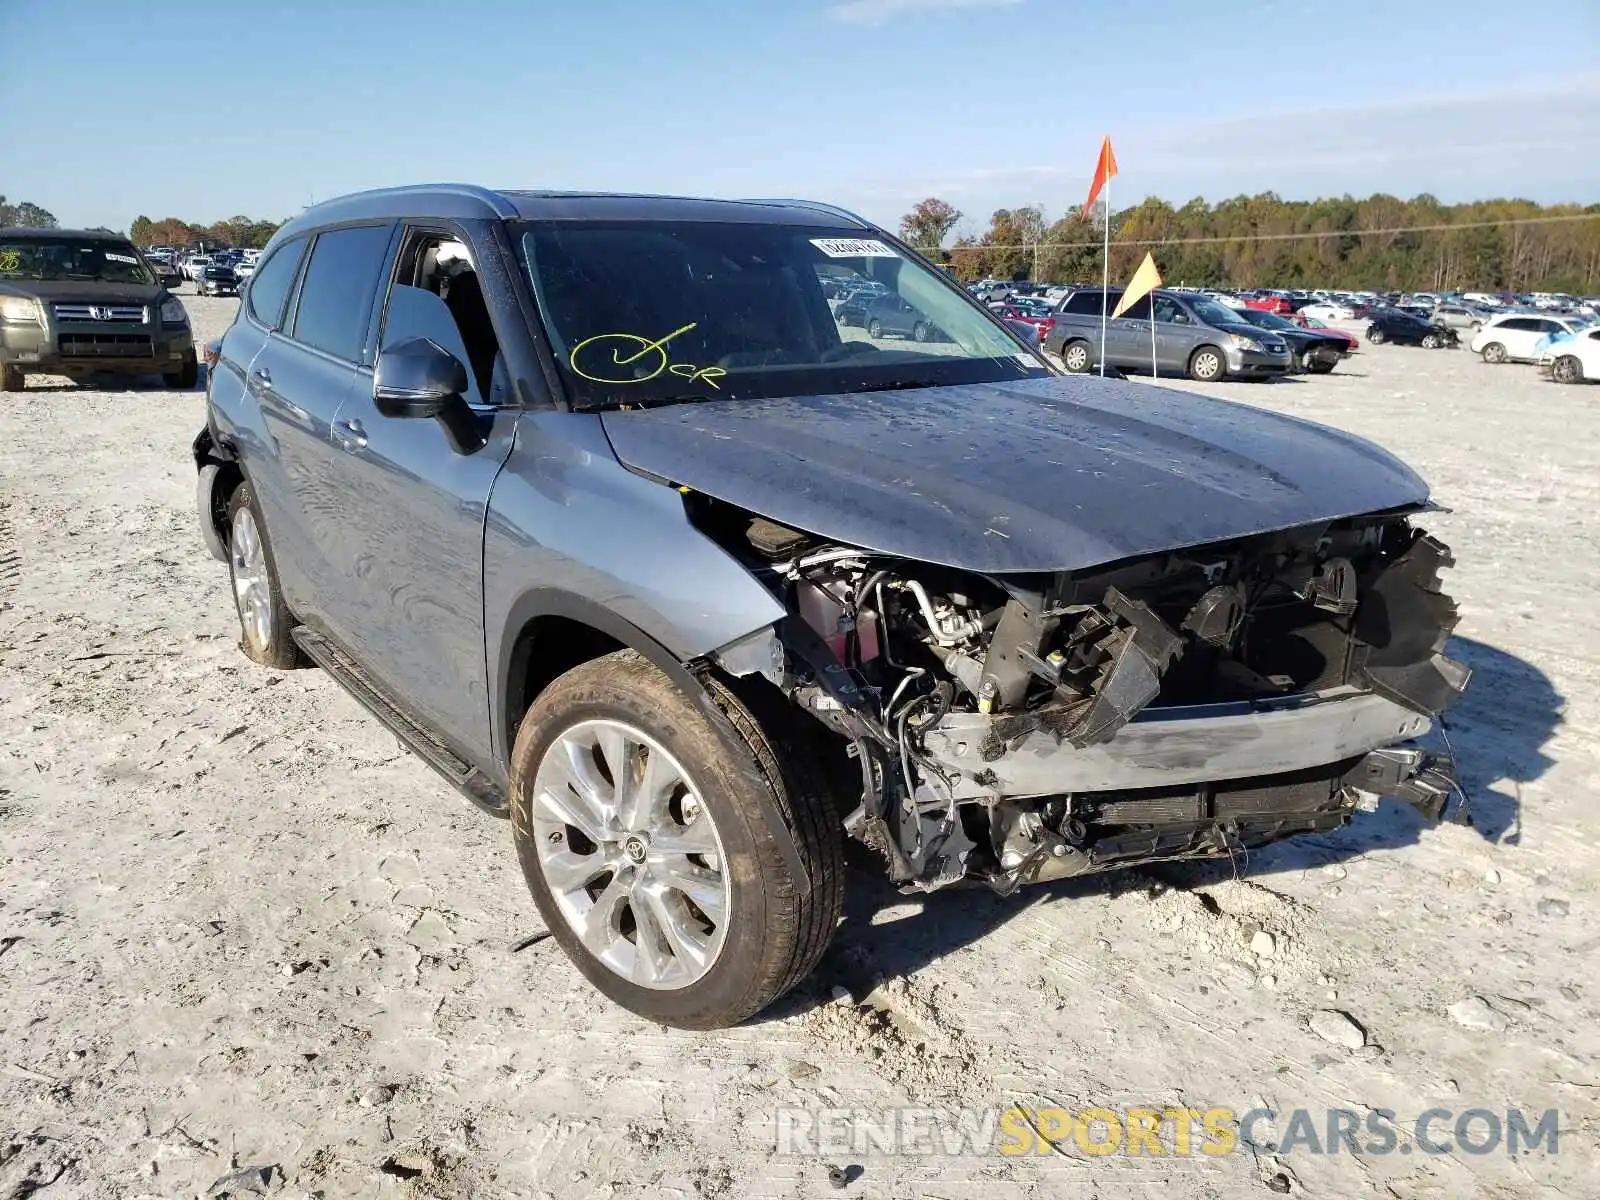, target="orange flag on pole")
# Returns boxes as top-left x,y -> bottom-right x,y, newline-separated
1082,136 -> 1119,218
